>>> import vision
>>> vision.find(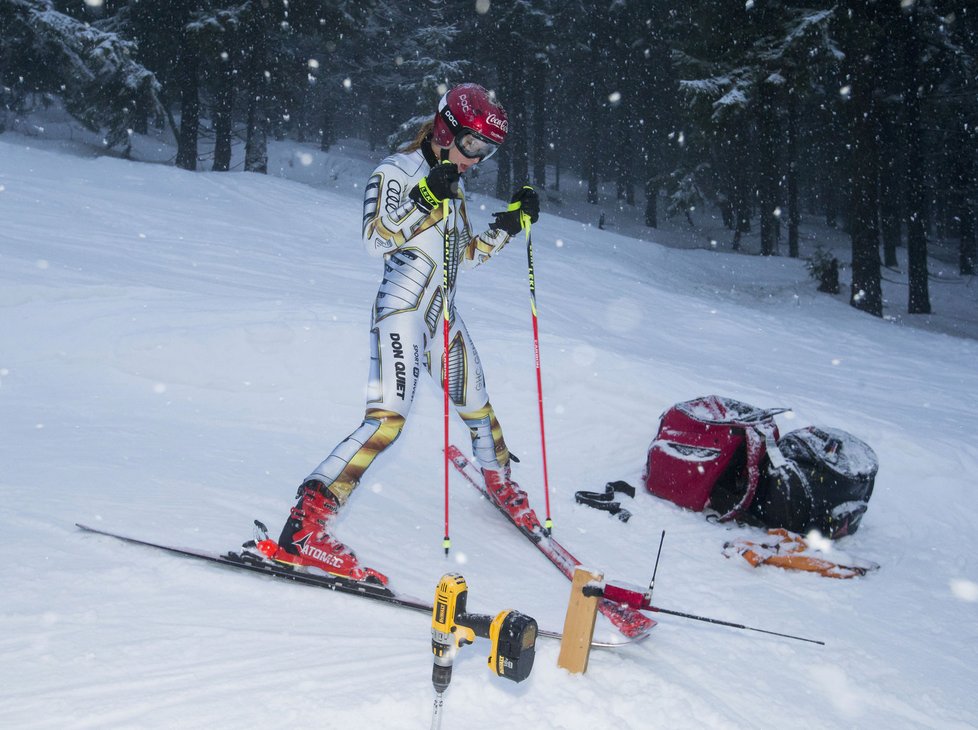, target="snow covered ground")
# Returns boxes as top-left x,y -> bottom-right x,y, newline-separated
2,121 -> 977,729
